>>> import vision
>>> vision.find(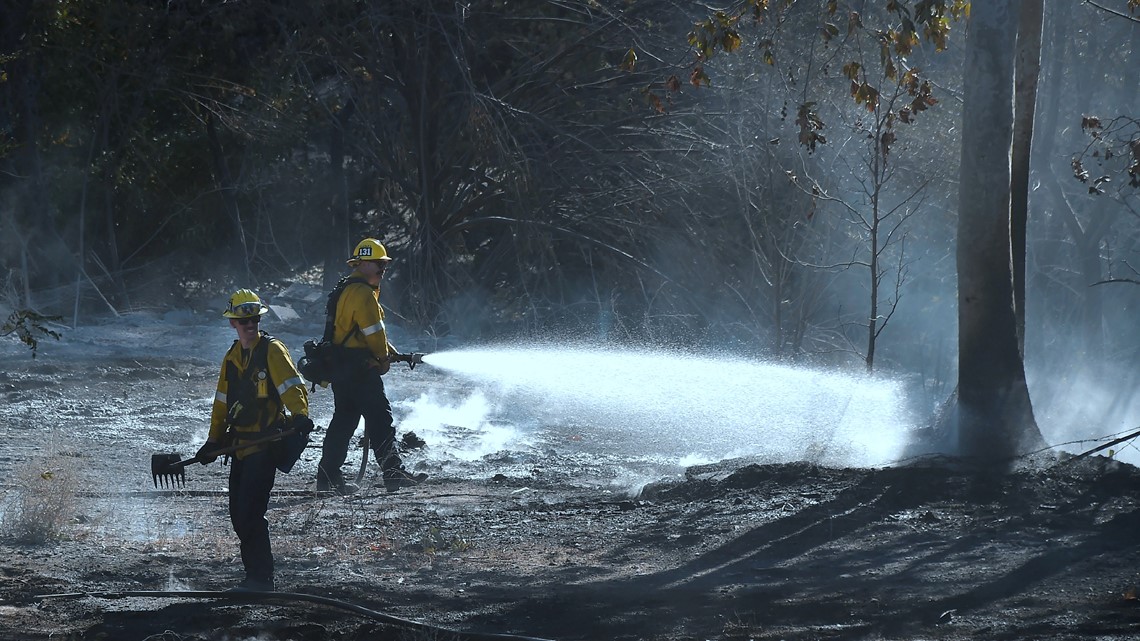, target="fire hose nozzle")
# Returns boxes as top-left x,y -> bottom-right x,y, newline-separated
392,352 -> 426,370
